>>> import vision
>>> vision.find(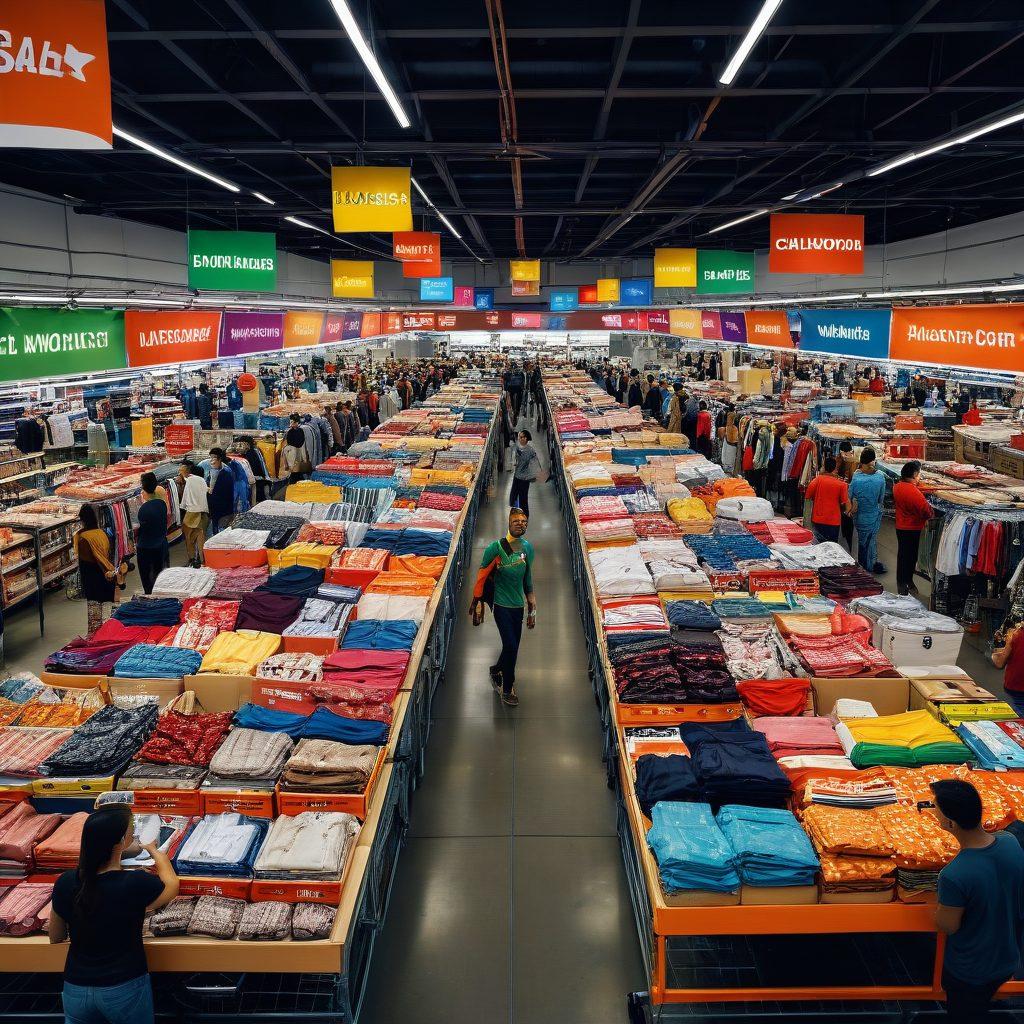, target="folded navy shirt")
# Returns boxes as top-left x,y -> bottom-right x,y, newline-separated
665,600 -> 721,631
634,754 -> 701,817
